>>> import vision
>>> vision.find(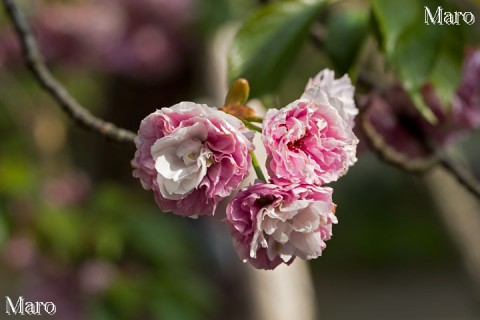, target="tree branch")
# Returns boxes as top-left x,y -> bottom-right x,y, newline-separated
358,99 -> 439,173
359,98 -> 480,199
2,0 -> 136,144
439,155 -> 480,199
